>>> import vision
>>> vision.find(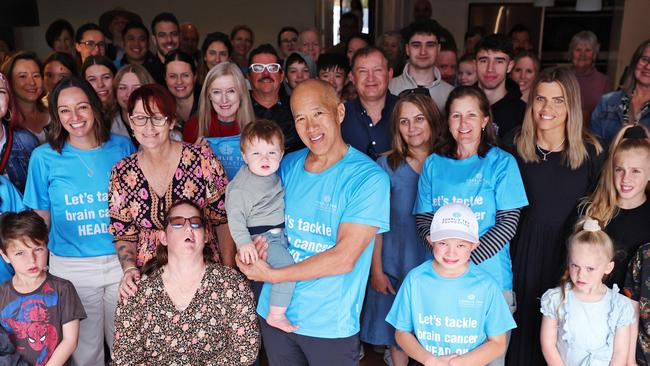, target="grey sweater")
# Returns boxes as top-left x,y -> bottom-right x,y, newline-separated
225,165 -> 285,248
